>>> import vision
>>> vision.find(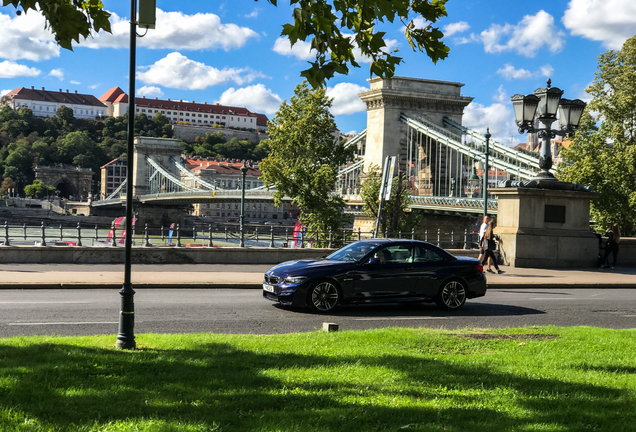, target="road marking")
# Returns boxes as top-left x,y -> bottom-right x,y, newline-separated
530,298 -> 577,300
622,315 -> 636,317
354,317 -> 449,321
8,322 -> 117,326
530,298 -> 607,300
0,301 -> 92,304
